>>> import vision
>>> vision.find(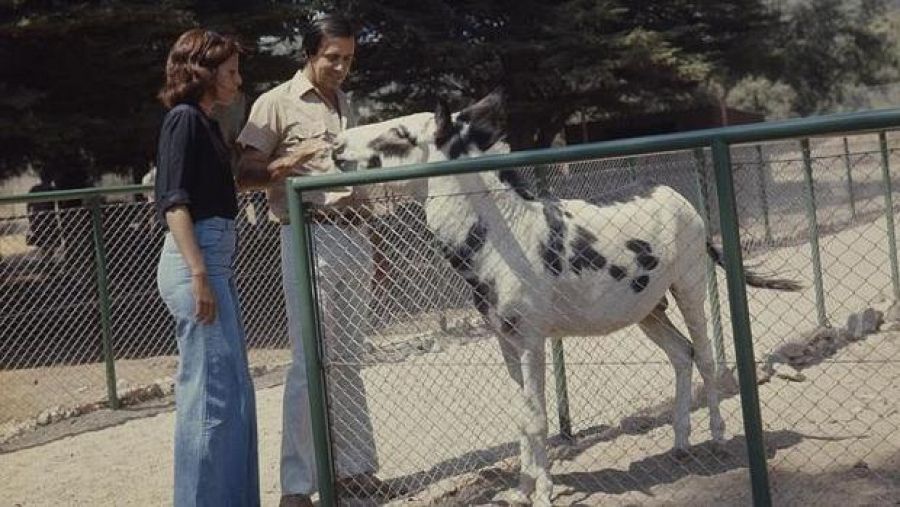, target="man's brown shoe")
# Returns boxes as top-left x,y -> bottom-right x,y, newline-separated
335,472 -> 407,499
279,493 -> 314,507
